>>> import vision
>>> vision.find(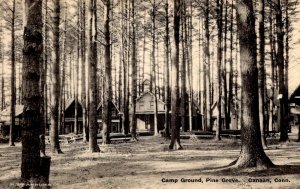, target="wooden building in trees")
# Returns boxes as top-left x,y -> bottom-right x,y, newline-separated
180,100 -> 203,131
64,98 -> 83,134
135,91 -> 165,132
97,101 -> 122,133
135,91 -> 203,132
137,79 -> 202,132
0,105 -> 23,138
211,100 -> 238,130
289,85 -> 300,126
